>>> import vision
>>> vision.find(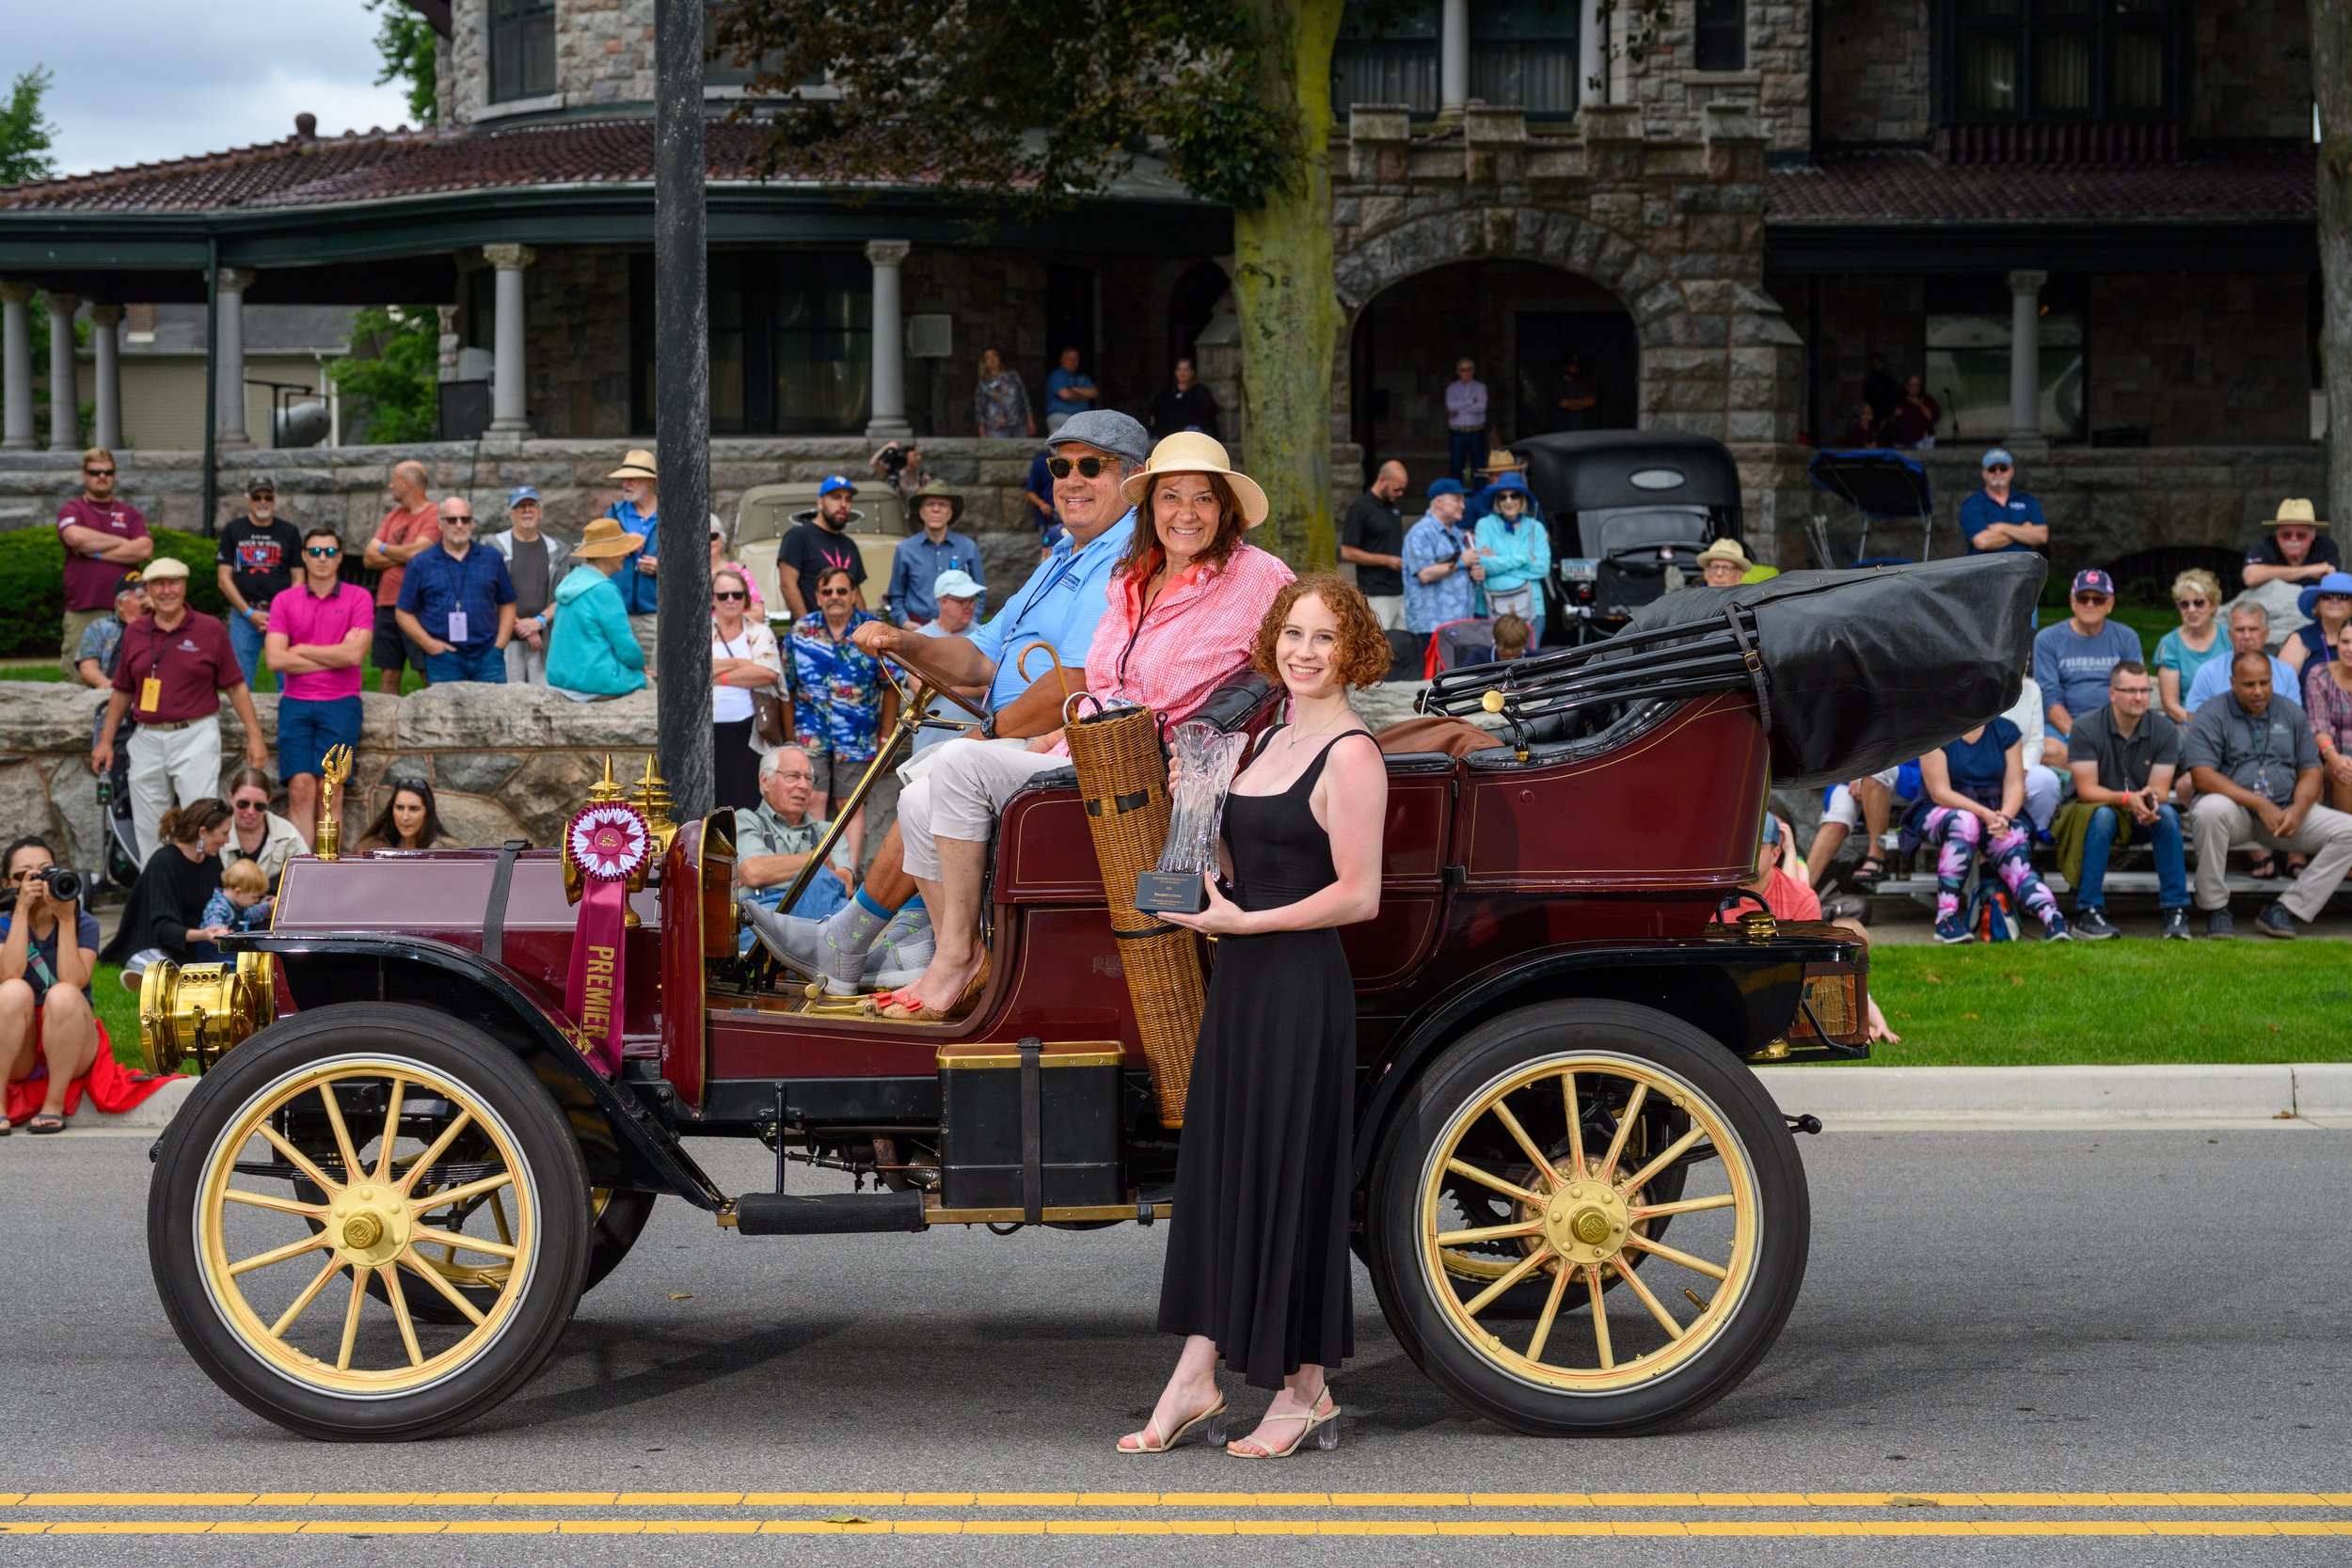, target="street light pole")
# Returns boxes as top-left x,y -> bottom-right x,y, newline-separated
653,0 -> 713,821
